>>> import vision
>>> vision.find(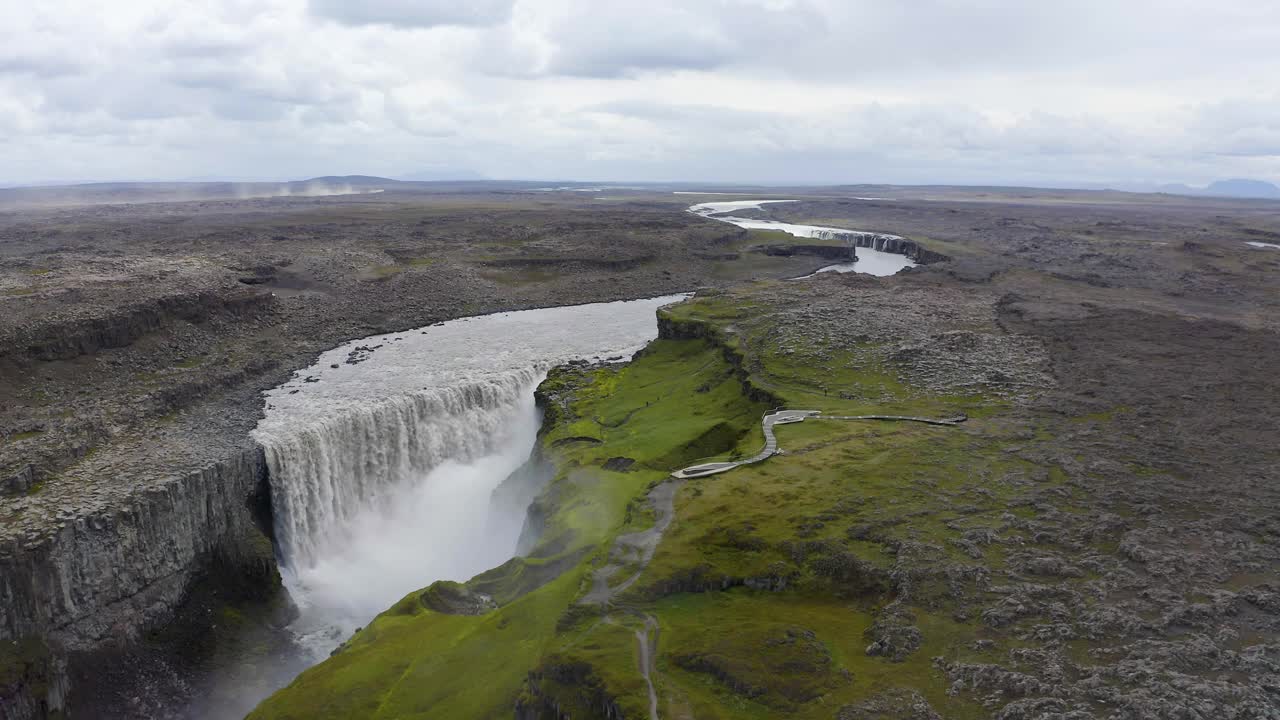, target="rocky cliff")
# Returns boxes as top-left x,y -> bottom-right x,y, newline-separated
0,287 -> 274,365
0,444 -> 279,719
